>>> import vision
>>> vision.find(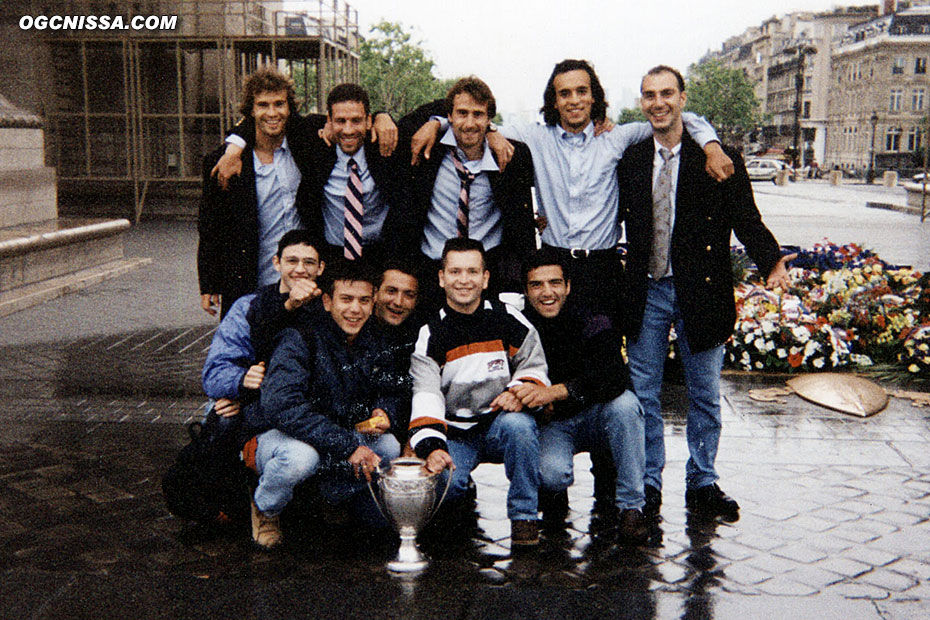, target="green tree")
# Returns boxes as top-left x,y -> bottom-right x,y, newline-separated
617,107 -> 646,124
360,21 -> 451,117
685,59 -> 761,145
